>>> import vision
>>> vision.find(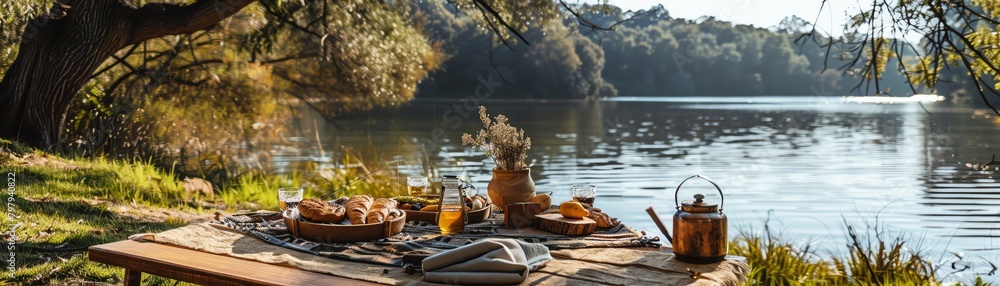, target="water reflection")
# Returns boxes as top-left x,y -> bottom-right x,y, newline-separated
278,97 -> 998,275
